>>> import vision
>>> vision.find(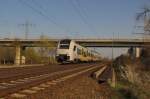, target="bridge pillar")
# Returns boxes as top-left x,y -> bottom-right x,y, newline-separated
21,46 -> 26,64
135,47 -> 141,58
15,46 -> 21,65
128,47 -> 134,57
128,47 -> 141,58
